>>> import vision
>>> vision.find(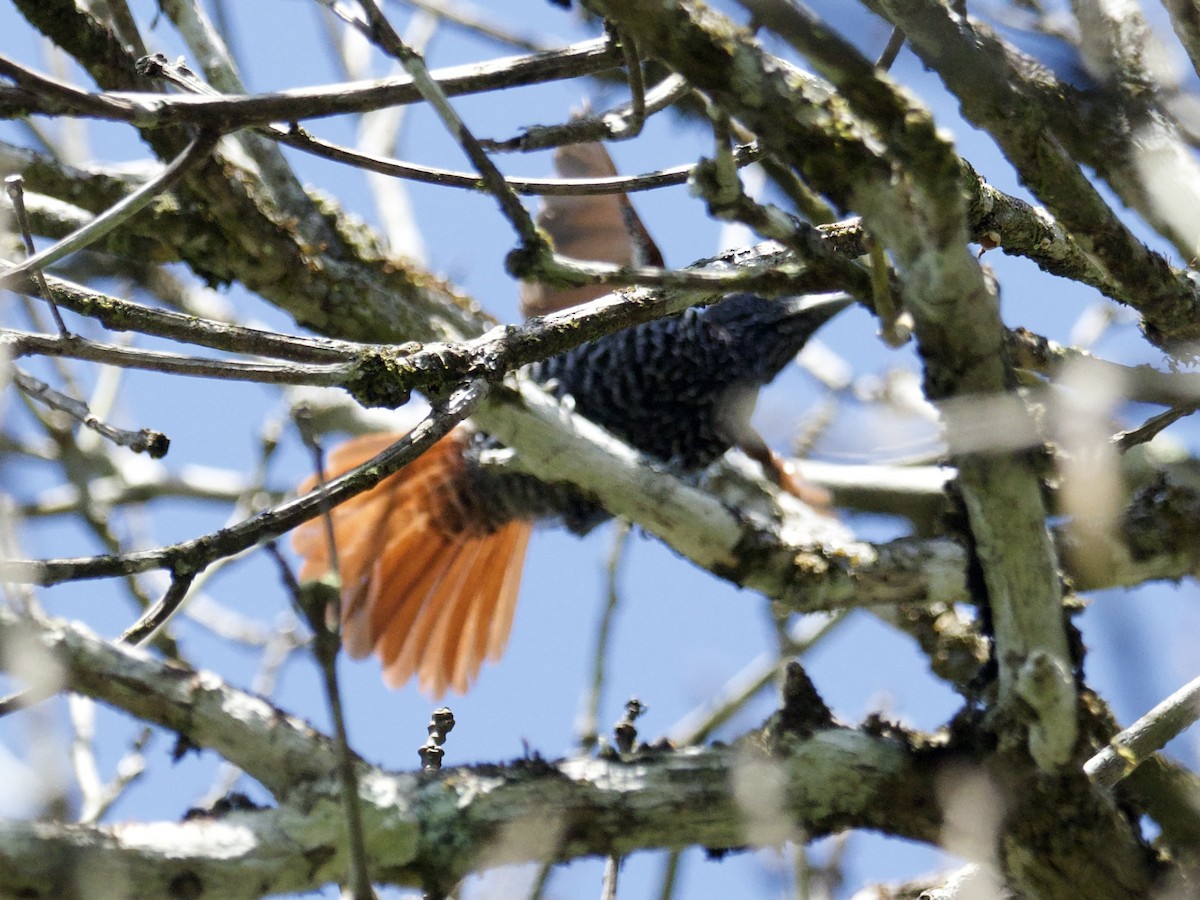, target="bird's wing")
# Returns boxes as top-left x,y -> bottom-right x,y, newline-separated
519,141 -> 663,319
292,428 -> 532,696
